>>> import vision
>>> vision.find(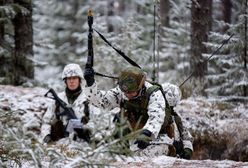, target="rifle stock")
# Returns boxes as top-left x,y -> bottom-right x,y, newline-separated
44,88 -> 77,120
